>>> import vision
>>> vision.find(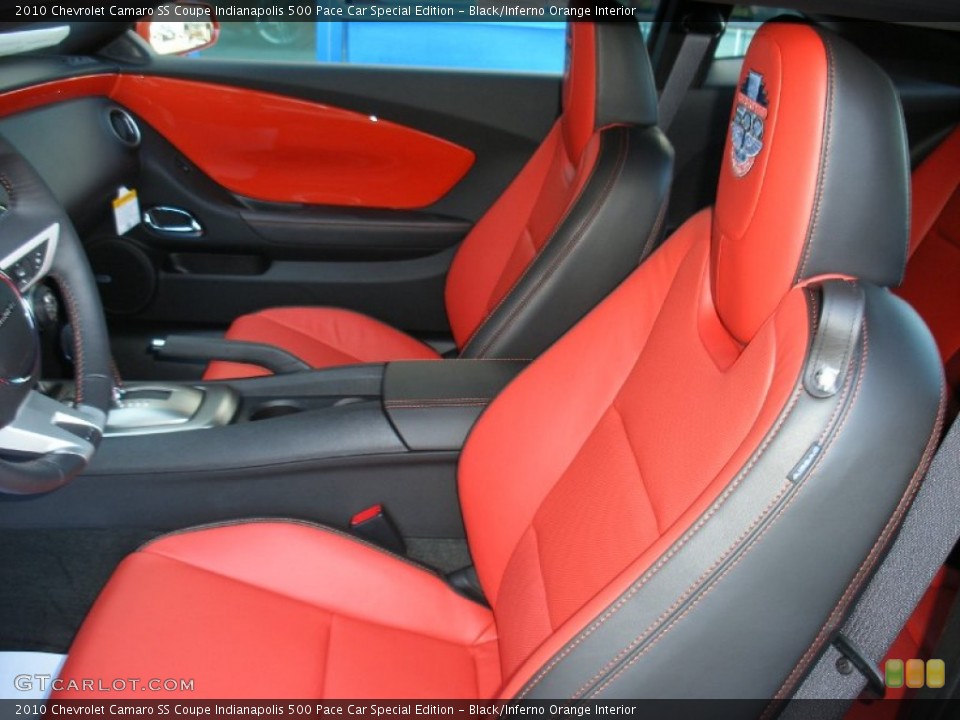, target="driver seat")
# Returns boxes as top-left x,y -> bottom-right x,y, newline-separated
54,23 -> 943,700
